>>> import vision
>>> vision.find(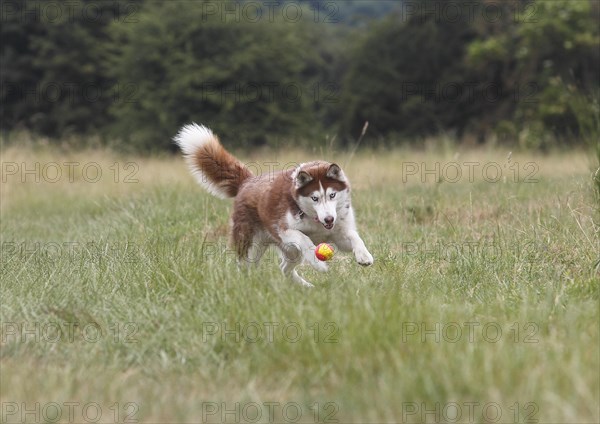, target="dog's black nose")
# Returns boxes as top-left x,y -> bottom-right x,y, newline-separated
324,216 -> 334,225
